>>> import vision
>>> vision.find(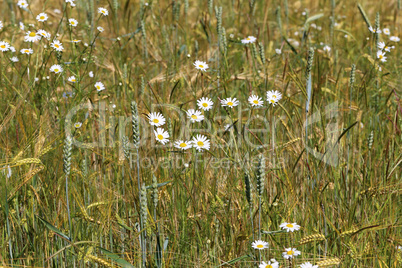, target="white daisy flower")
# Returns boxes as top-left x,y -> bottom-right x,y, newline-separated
89,71 -> 94,77
197,97 -> 213,111
20,48 -> 33,54
193,60 -> 208,71
248,95 -> 264,107
19,22 -> 24,31
282,248 -> 301,259
383,28 -> 390,35
24,31 -> 40,42
279,222 -> 301,232
186,109 -> 204,123
241,36 -> 257,44
74,122 -> 82,128
97,26 -> 104,32
0,21 -> 3,30
323,45 -> 331,52
51,40 -> 64,52
368,26 -> 382,34
68,76 -> 77,82
36,13 -> 48,22
275,48 -> 282,54
251,240 -> 269,250
266,90 -> 282,106
154,128 -> 169,144
397,245 -> 402,252
71,39 -> 81,43
390,36 -> 400,42
259,260 -> 279,268
378,41 -> 391,52
17,0 -> 28,8
65,0 -> 76,7
191,134 -> 210,152
10,56 -> 19,62
220,97 -> 239,108
50,64 -> 63,74
0,41 -> 10,52
148,112 -> 166,126
37,29 -> 51,40
300,262 -> 318,268
98,7 -> 109,16
377,50 -> 387,62
174,140 -> 192,150
68,18 -> 78,27
9,46 -> 16,52
94,81 -> 105,92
